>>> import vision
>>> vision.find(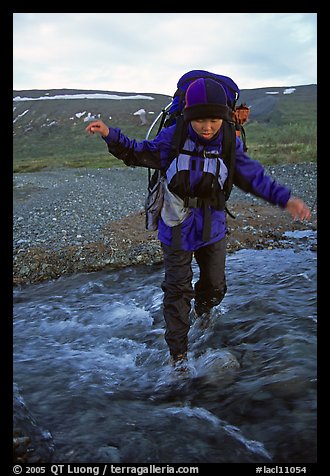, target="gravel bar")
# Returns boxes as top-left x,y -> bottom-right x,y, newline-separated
13,167 -> 148,252
13,163 -> 316,252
